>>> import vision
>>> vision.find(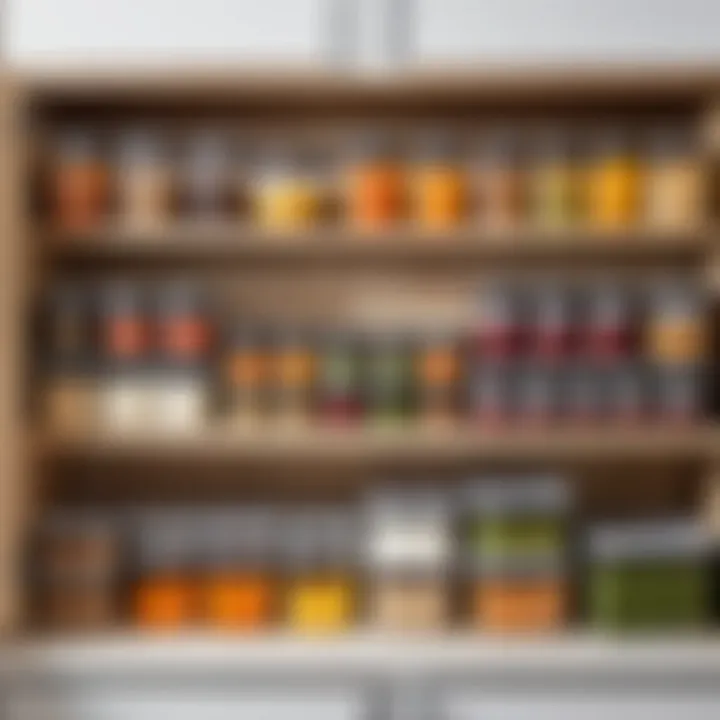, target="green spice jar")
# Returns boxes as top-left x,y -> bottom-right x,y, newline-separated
588,520 -> 709,631
364,331 -> 413,427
